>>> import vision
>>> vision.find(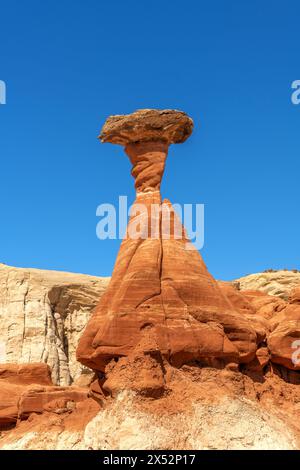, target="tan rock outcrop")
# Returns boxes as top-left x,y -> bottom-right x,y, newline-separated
235,270 -> 300,300
0,264 -> 109,385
